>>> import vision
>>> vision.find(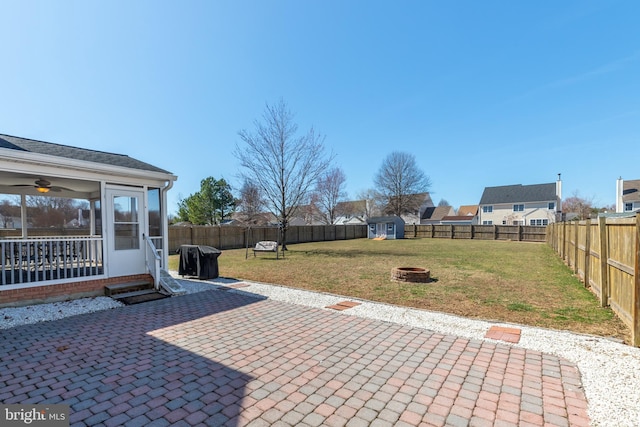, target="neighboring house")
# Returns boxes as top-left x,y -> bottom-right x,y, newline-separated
0,133 -> 177,306
478,177 -> 562,226
334,200 -> 368,225
289,204 -> 325,226
457,205 -> 479,221
230,211 -> 277,226
393,192 -> 435,225
440,215 -> 475,225
616,178 -> 640,213
367,216 -> 405,239
420,206 -> 456,225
